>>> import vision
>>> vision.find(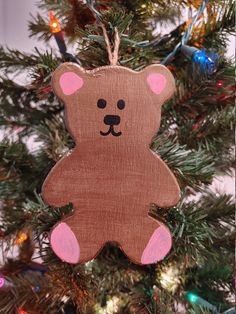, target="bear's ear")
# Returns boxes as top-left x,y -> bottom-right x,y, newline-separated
141,64 -> 176,104
51,63 -> 86,102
